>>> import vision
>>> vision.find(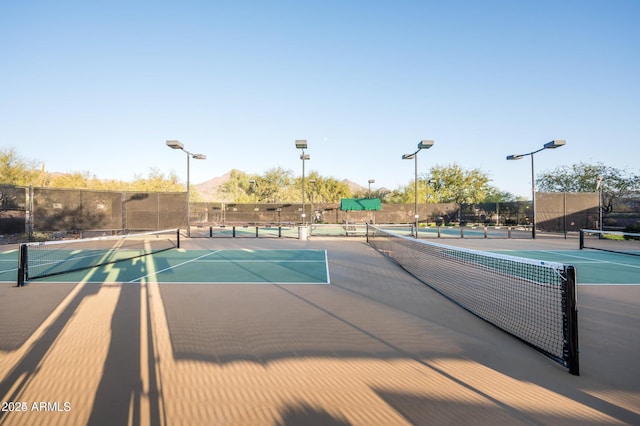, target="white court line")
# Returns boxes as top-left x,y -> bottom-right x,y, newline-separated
159,281 -> 330,285
193,259 -> 326,263
542,250 -> 640,270
131,249 -> 330,285
128,250 -> 222,283
578,283 -> 640,286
